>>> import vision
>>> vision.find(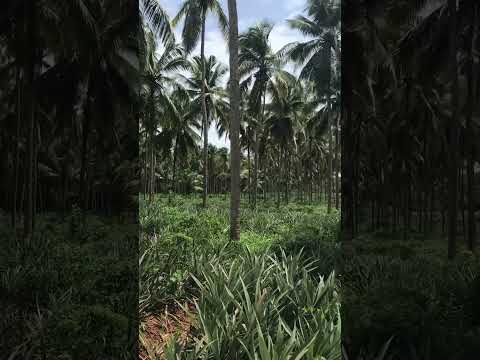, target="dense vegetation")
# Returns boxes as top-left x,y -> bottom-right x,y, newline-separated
0,1 -> 140,358
341,1 -> 480,358
0,210 -> 137,358
341,0 -> 480,251
2,0 -> 479,359
342,237 -> 480,359
139,195 -> 341,359
140,0 -> 341,214
138,0 -> 344,357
